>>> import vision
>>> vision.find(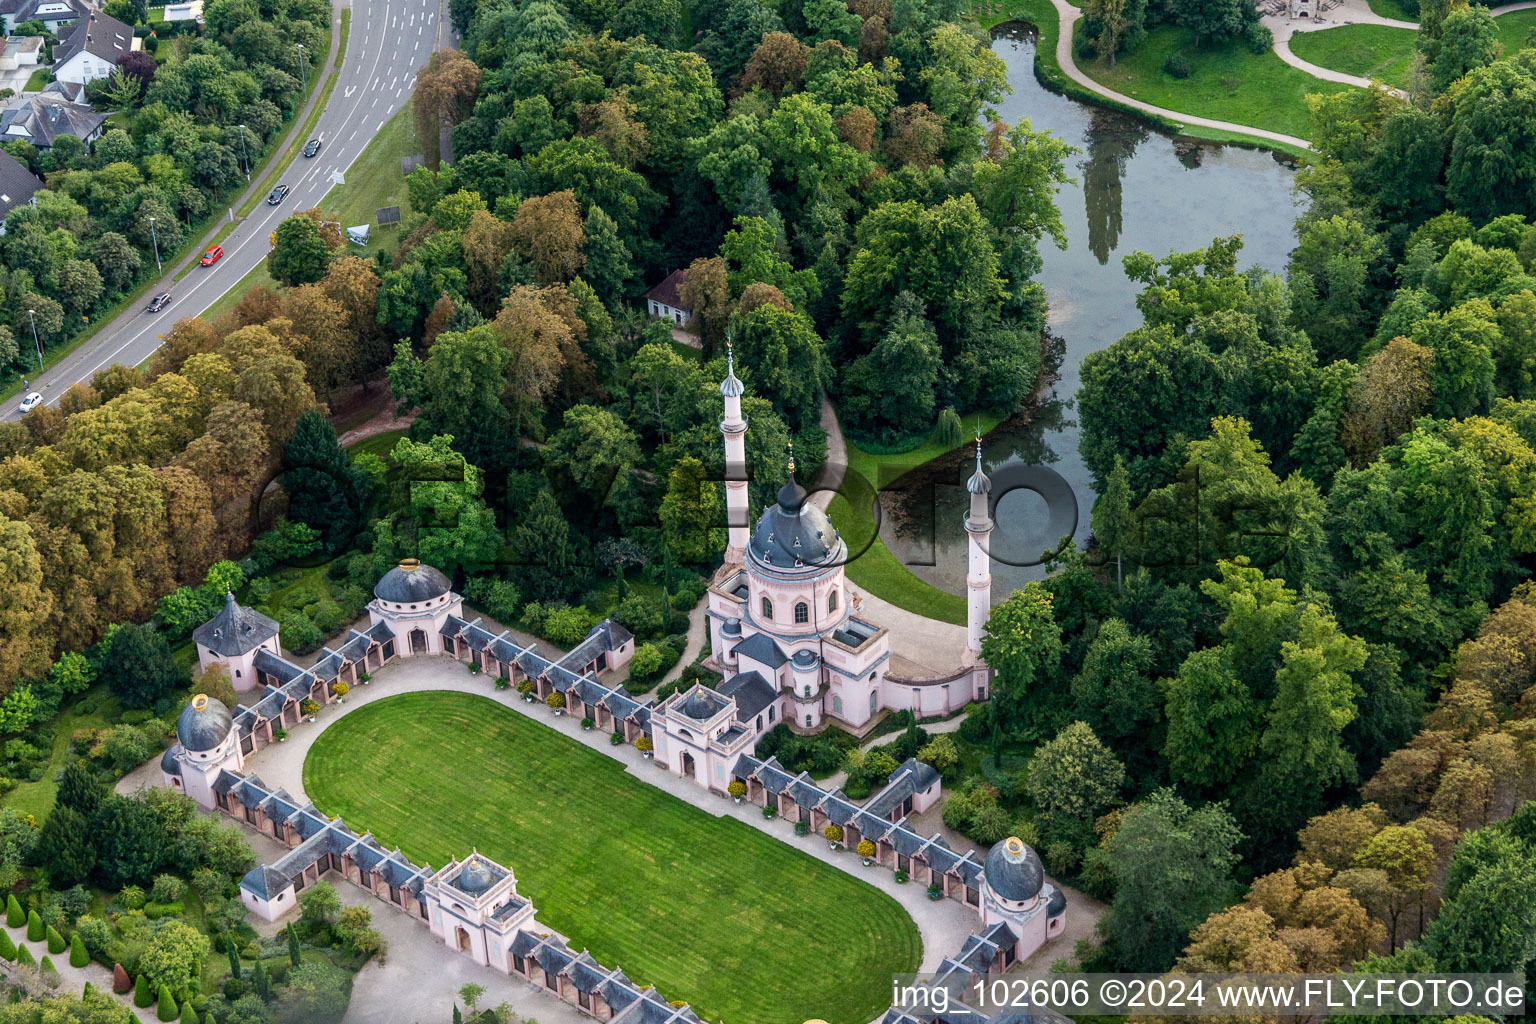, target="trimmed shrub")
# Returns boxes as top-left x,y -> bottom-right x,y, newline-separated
857,839 -> 877,858
762,804 -> 777,818
517,680 -> 535,696
610,731 -> 623,745
545,691 -> 565,710
5,893 -> 22,927
1243,21 -> 1273,53
895,869 -> 909,883
16,943 -> 36,968
824,824 -> 844,844
794,821 -> 810,836
727,781 -> 747,799
180,1000 -> 198,1024
1163,52 -> 1191,78
40,954 -> 59,986
635,736 -> 652,753
26,908 -> 44,941
135,974 -> 153,1007
113,963 -> 131,993
157,984 -> 178,1021
0,930 -> 15,961
144,902 -> 184,920
69,931 -> 88,968
46,924 -> 65,954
